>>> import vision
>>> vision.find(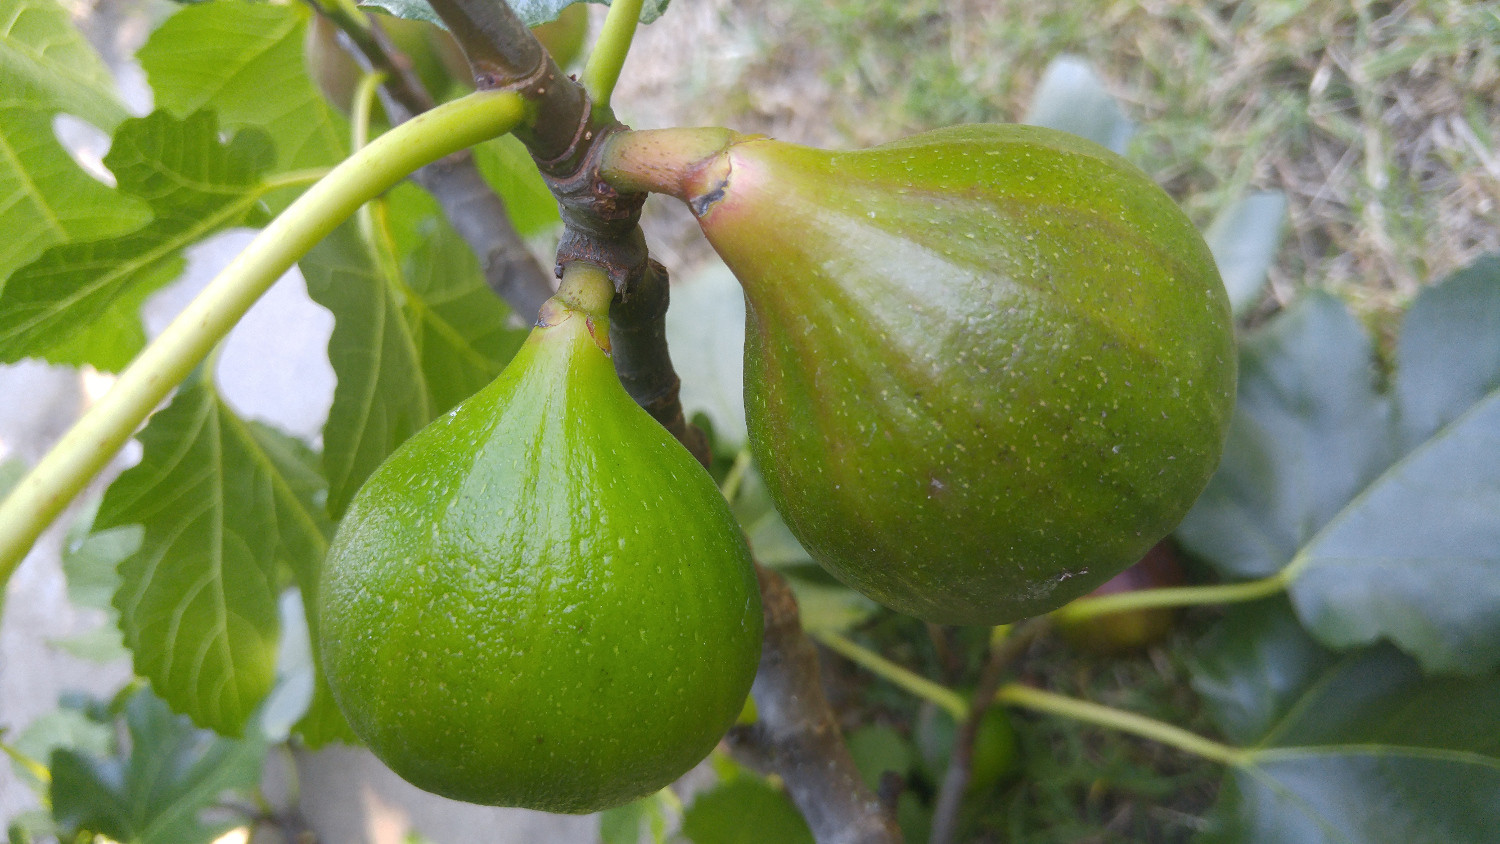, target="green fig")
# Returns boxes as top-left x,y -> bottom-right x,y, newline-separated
602,125 -> 1236,625
318,266 -> 763,812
